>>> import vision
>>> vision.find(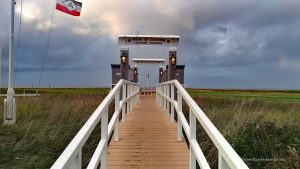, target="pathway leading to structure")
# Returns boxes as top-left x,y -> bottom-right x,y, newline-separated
108,95 -> 189,169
